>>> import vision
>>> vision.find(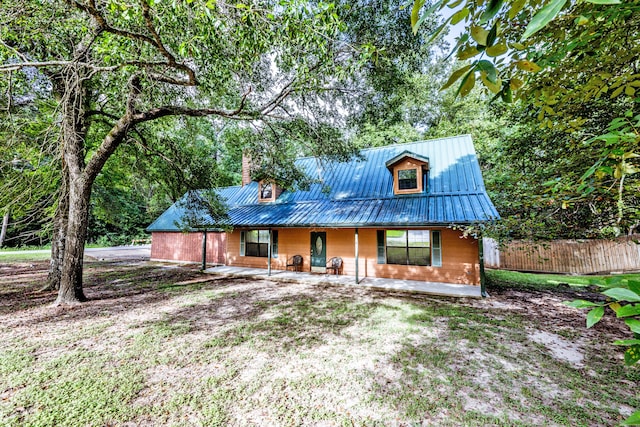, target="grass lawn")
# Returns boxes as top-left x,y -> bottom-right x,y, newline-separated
487,269 -> 640,291
0,252 -> 51,262
0,260 -> 638,426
